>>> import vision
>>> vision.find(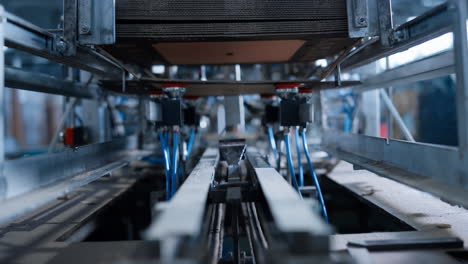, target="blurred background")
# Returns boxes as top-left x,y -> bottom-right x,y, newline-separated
0,0 -> 457,158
